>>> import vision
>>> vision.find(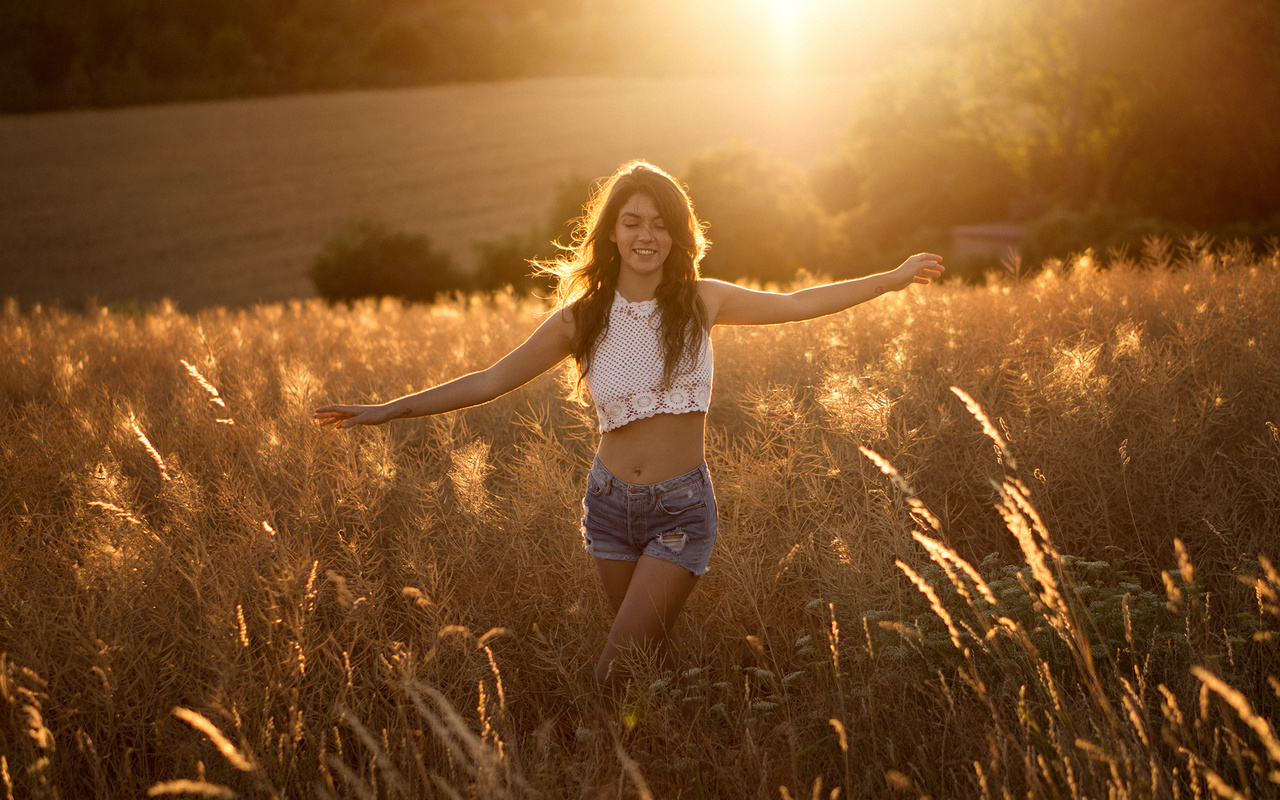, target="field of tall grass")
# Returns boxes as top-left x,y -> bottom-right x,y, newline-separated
2,241 -> 1279,799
